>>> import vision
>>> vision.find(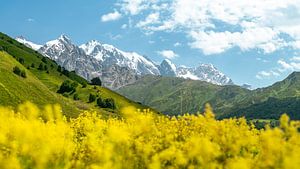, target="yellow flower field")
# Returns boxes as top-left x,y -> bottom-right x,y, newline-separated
0,102 -> 300,169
